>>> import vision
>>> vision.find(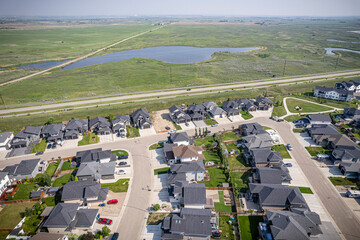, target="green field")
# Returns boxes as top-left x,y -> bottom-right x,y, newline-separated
238,216 -> 264,240
78,132 -> 100,146
149,142 -> 164,150
286,98 -> 333,113
214,191 -> 236,213
271,144 -> 291,159
199,168 -> 227,187
220,132 -> 240,141
203,150 -> 222,164
0,202 -> 35,229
